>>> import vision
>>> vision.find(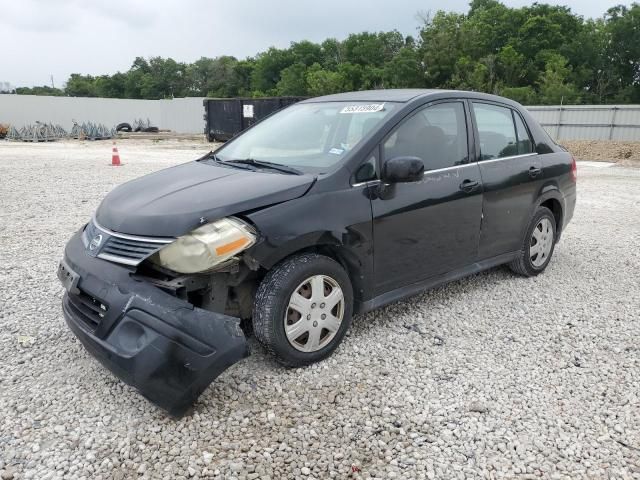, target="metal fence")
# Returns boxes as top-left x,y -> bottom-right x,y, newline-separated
526,105 -> 640,141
